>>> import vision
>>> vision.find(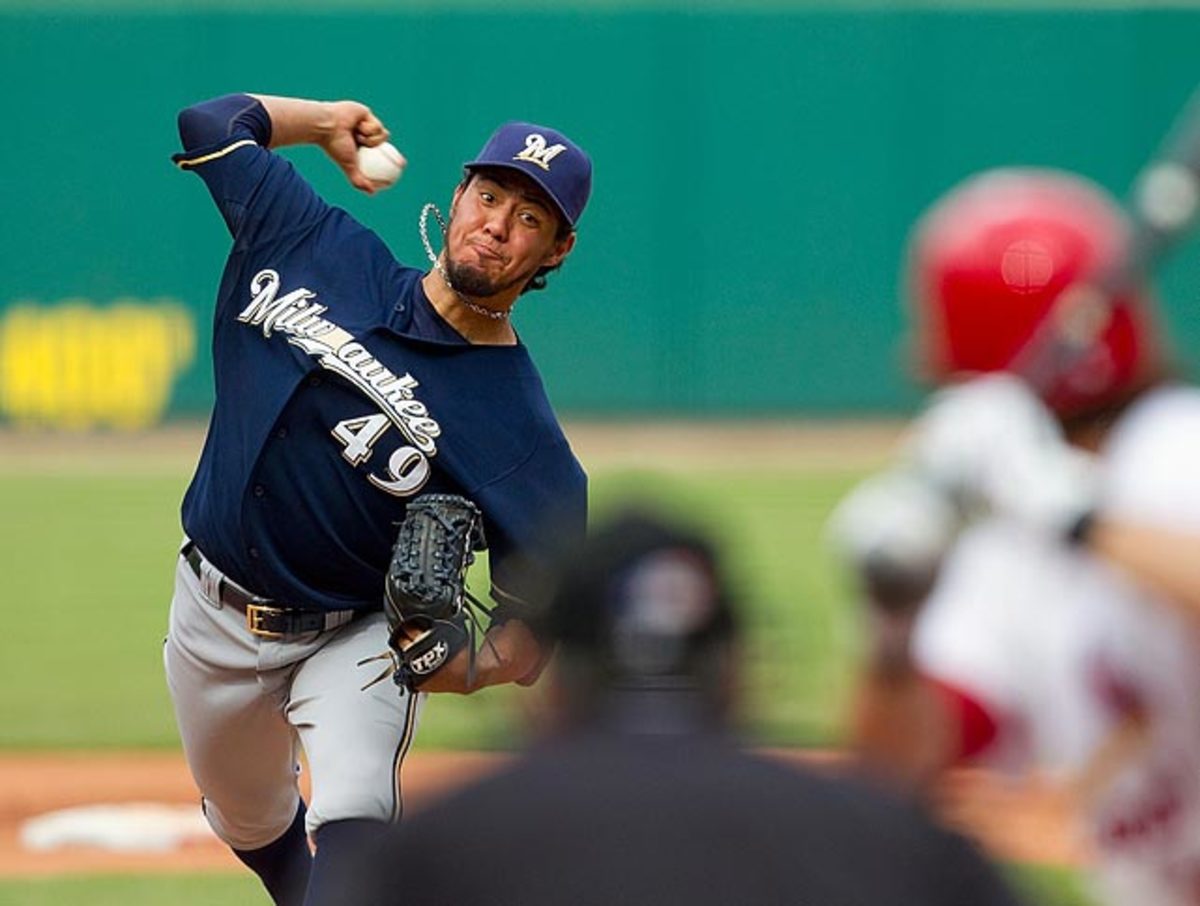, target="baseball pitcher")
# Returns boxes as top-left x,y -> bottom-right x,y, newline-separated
162,93 -> 591,905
